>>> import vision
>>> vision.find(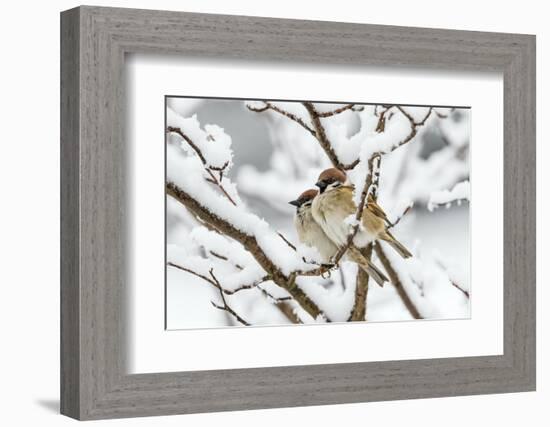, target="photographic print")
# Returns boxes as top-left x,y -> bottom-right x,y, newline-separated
166,97 -> 471,329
